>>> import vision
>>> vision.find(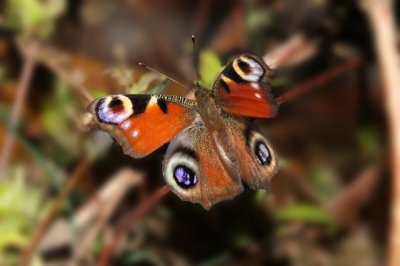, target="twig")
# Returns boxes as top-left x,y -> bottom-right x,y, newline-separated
276,57 -> 363,105
96,185 -> 171,266
263,34 -> 316,70
262,35 -> 362,106
73,169 -> 144,261
359,1 -> 400,265
0,39 -> 39,179
18,159 -> 91,266
326,160 -> 384,228
39,52 -> 93,106
16,39 -> 93,106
